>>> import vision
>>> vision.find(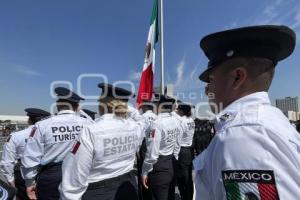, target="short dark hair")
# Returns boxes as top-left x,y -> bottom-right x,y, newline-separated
220,57 -> 275,91
158,102 -> 174,112
28,116 -> 43,124
178,105 -> 192,117
56,99 -> 79,111
141,103 -> 155,113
